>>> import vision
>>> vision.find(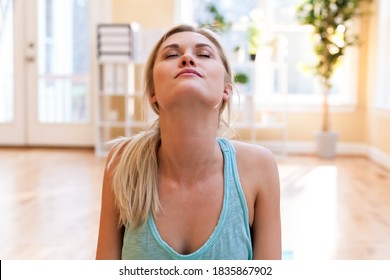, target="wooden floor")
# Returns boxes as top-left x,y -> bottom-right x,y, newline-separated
1,147 -> 389,260
278,155 -> 390,260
